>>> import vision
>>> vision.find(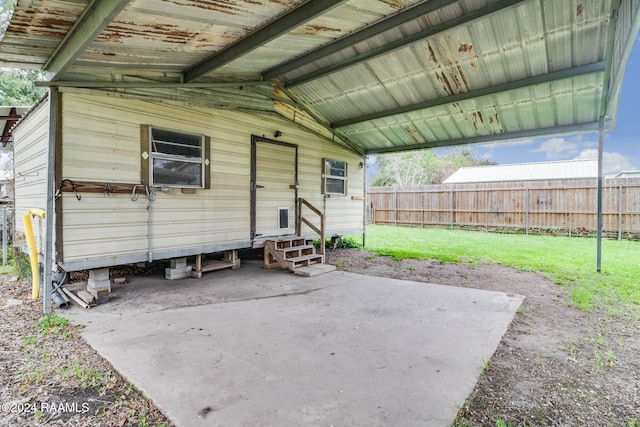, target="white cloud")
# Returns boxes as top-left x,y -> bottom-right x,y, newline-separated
574,149 -> 633,174
480,139 -> 535,149
532,137 -> 579,159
